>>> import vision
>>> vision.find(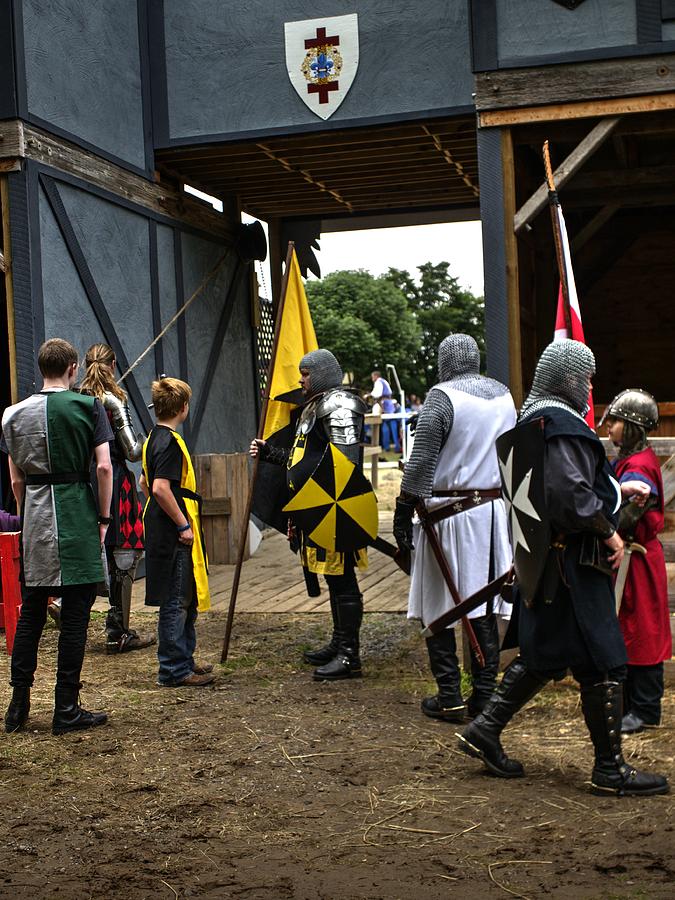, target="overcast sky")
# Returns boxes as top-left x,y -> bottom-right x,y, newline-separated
190,194 -> 484,298
314,221 -> 484,295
